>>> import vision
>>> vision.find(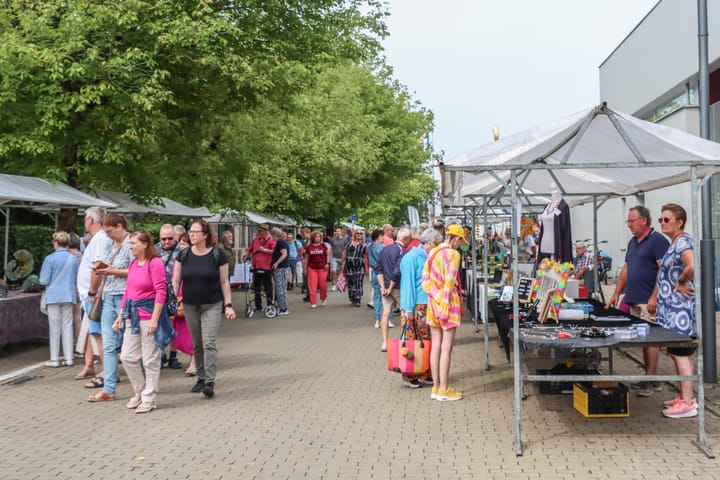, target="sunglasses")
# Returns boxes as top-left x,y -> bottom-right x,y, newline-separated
658,217 -> 675,224
160,237 -> 174,241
